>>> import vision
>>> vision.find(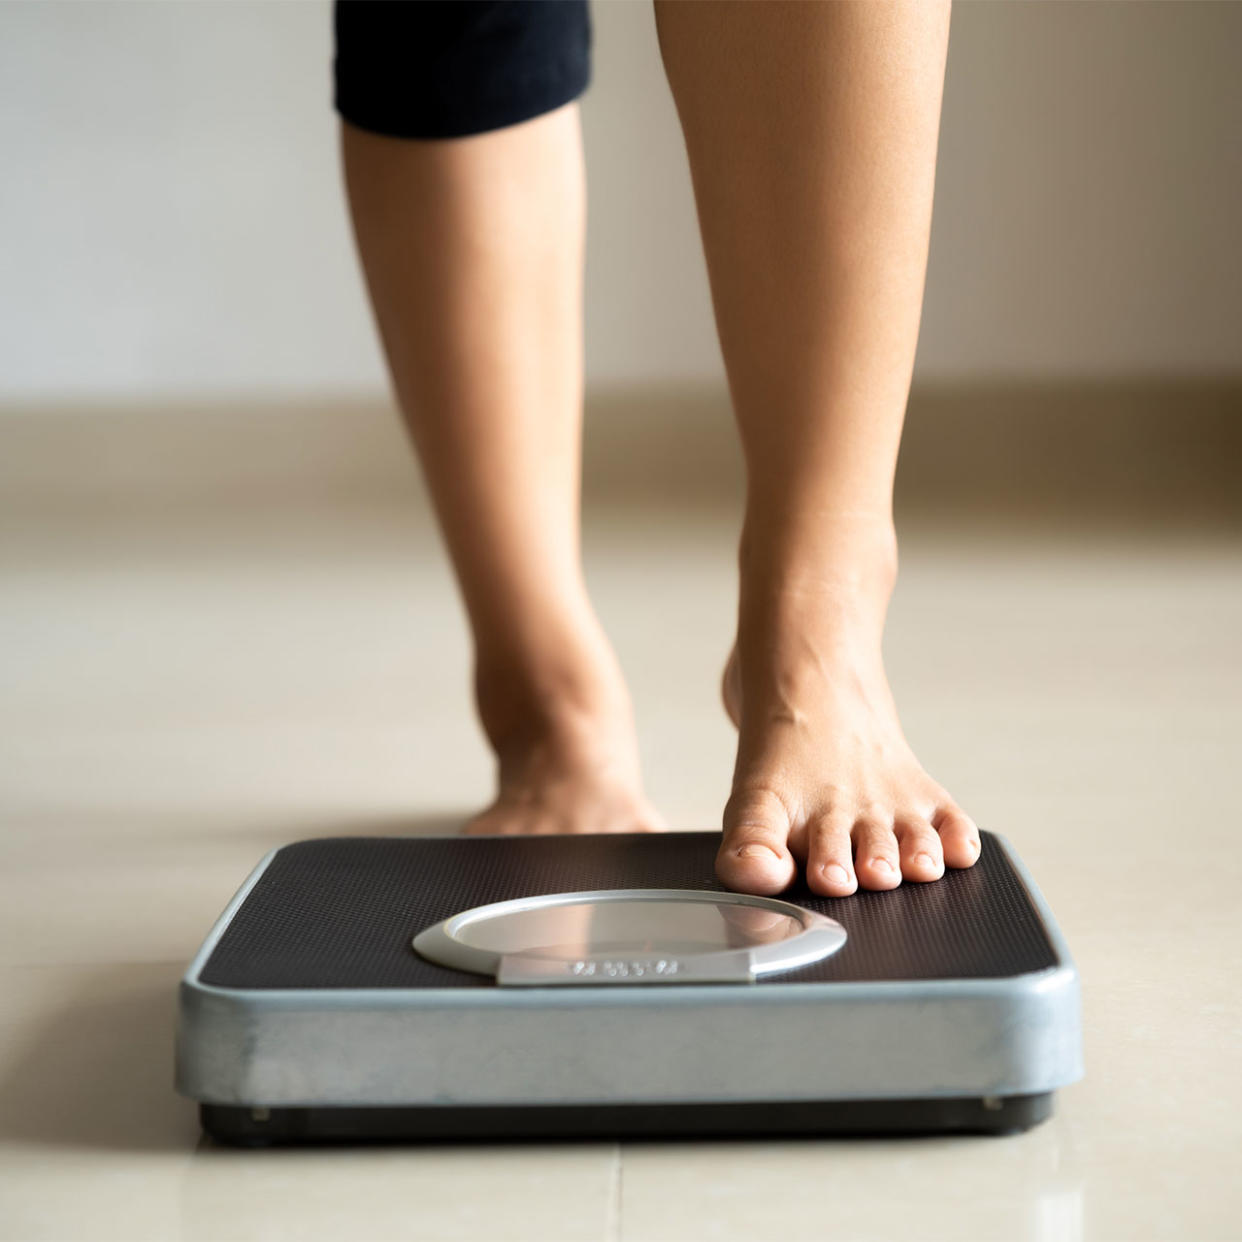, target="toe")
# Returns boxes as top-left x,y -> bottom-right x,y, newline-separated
851,817 -> 902,890
804,812 -> 857,896
464,800 -> 558,837
717,787 -> 797,895
934,805 -> 981,868
895,816 -> 945,883
463,806 -> 507,837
